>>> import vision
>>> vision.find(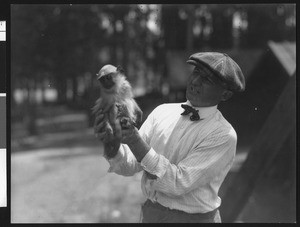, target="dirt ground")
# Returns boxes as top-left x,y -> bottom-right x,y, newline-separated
11,128 -> 145,223
11,127 -> 296,223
